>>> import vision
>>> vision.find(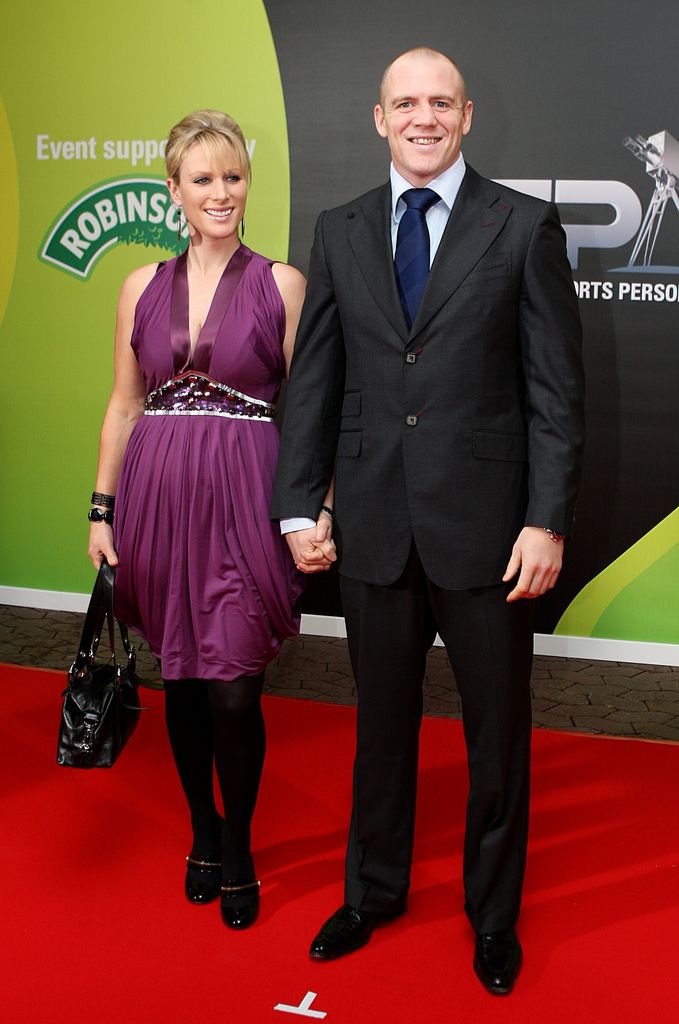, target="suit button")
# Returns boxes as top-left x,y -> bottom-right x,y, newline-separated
405,353 -> 417,364
405,415 -> 418,427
